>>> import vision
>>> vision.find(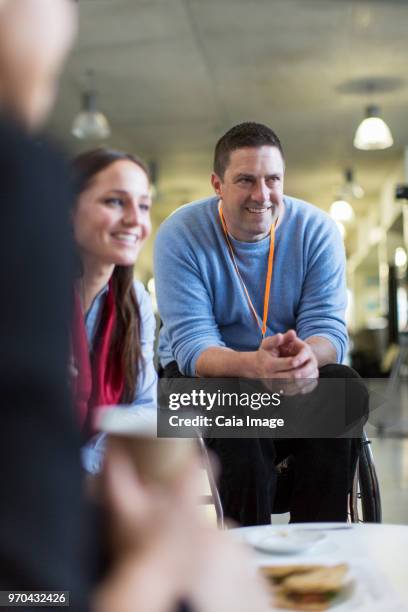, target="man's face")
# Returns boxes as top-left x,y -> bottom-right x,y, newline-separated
211,145 -> 285,242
